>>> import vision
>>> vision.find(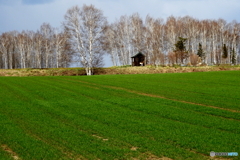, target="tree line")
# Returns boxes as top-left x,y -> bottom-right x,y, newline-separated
0,23 -> 73,69
105,14 -> 240,66
0,4 -> 240,75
